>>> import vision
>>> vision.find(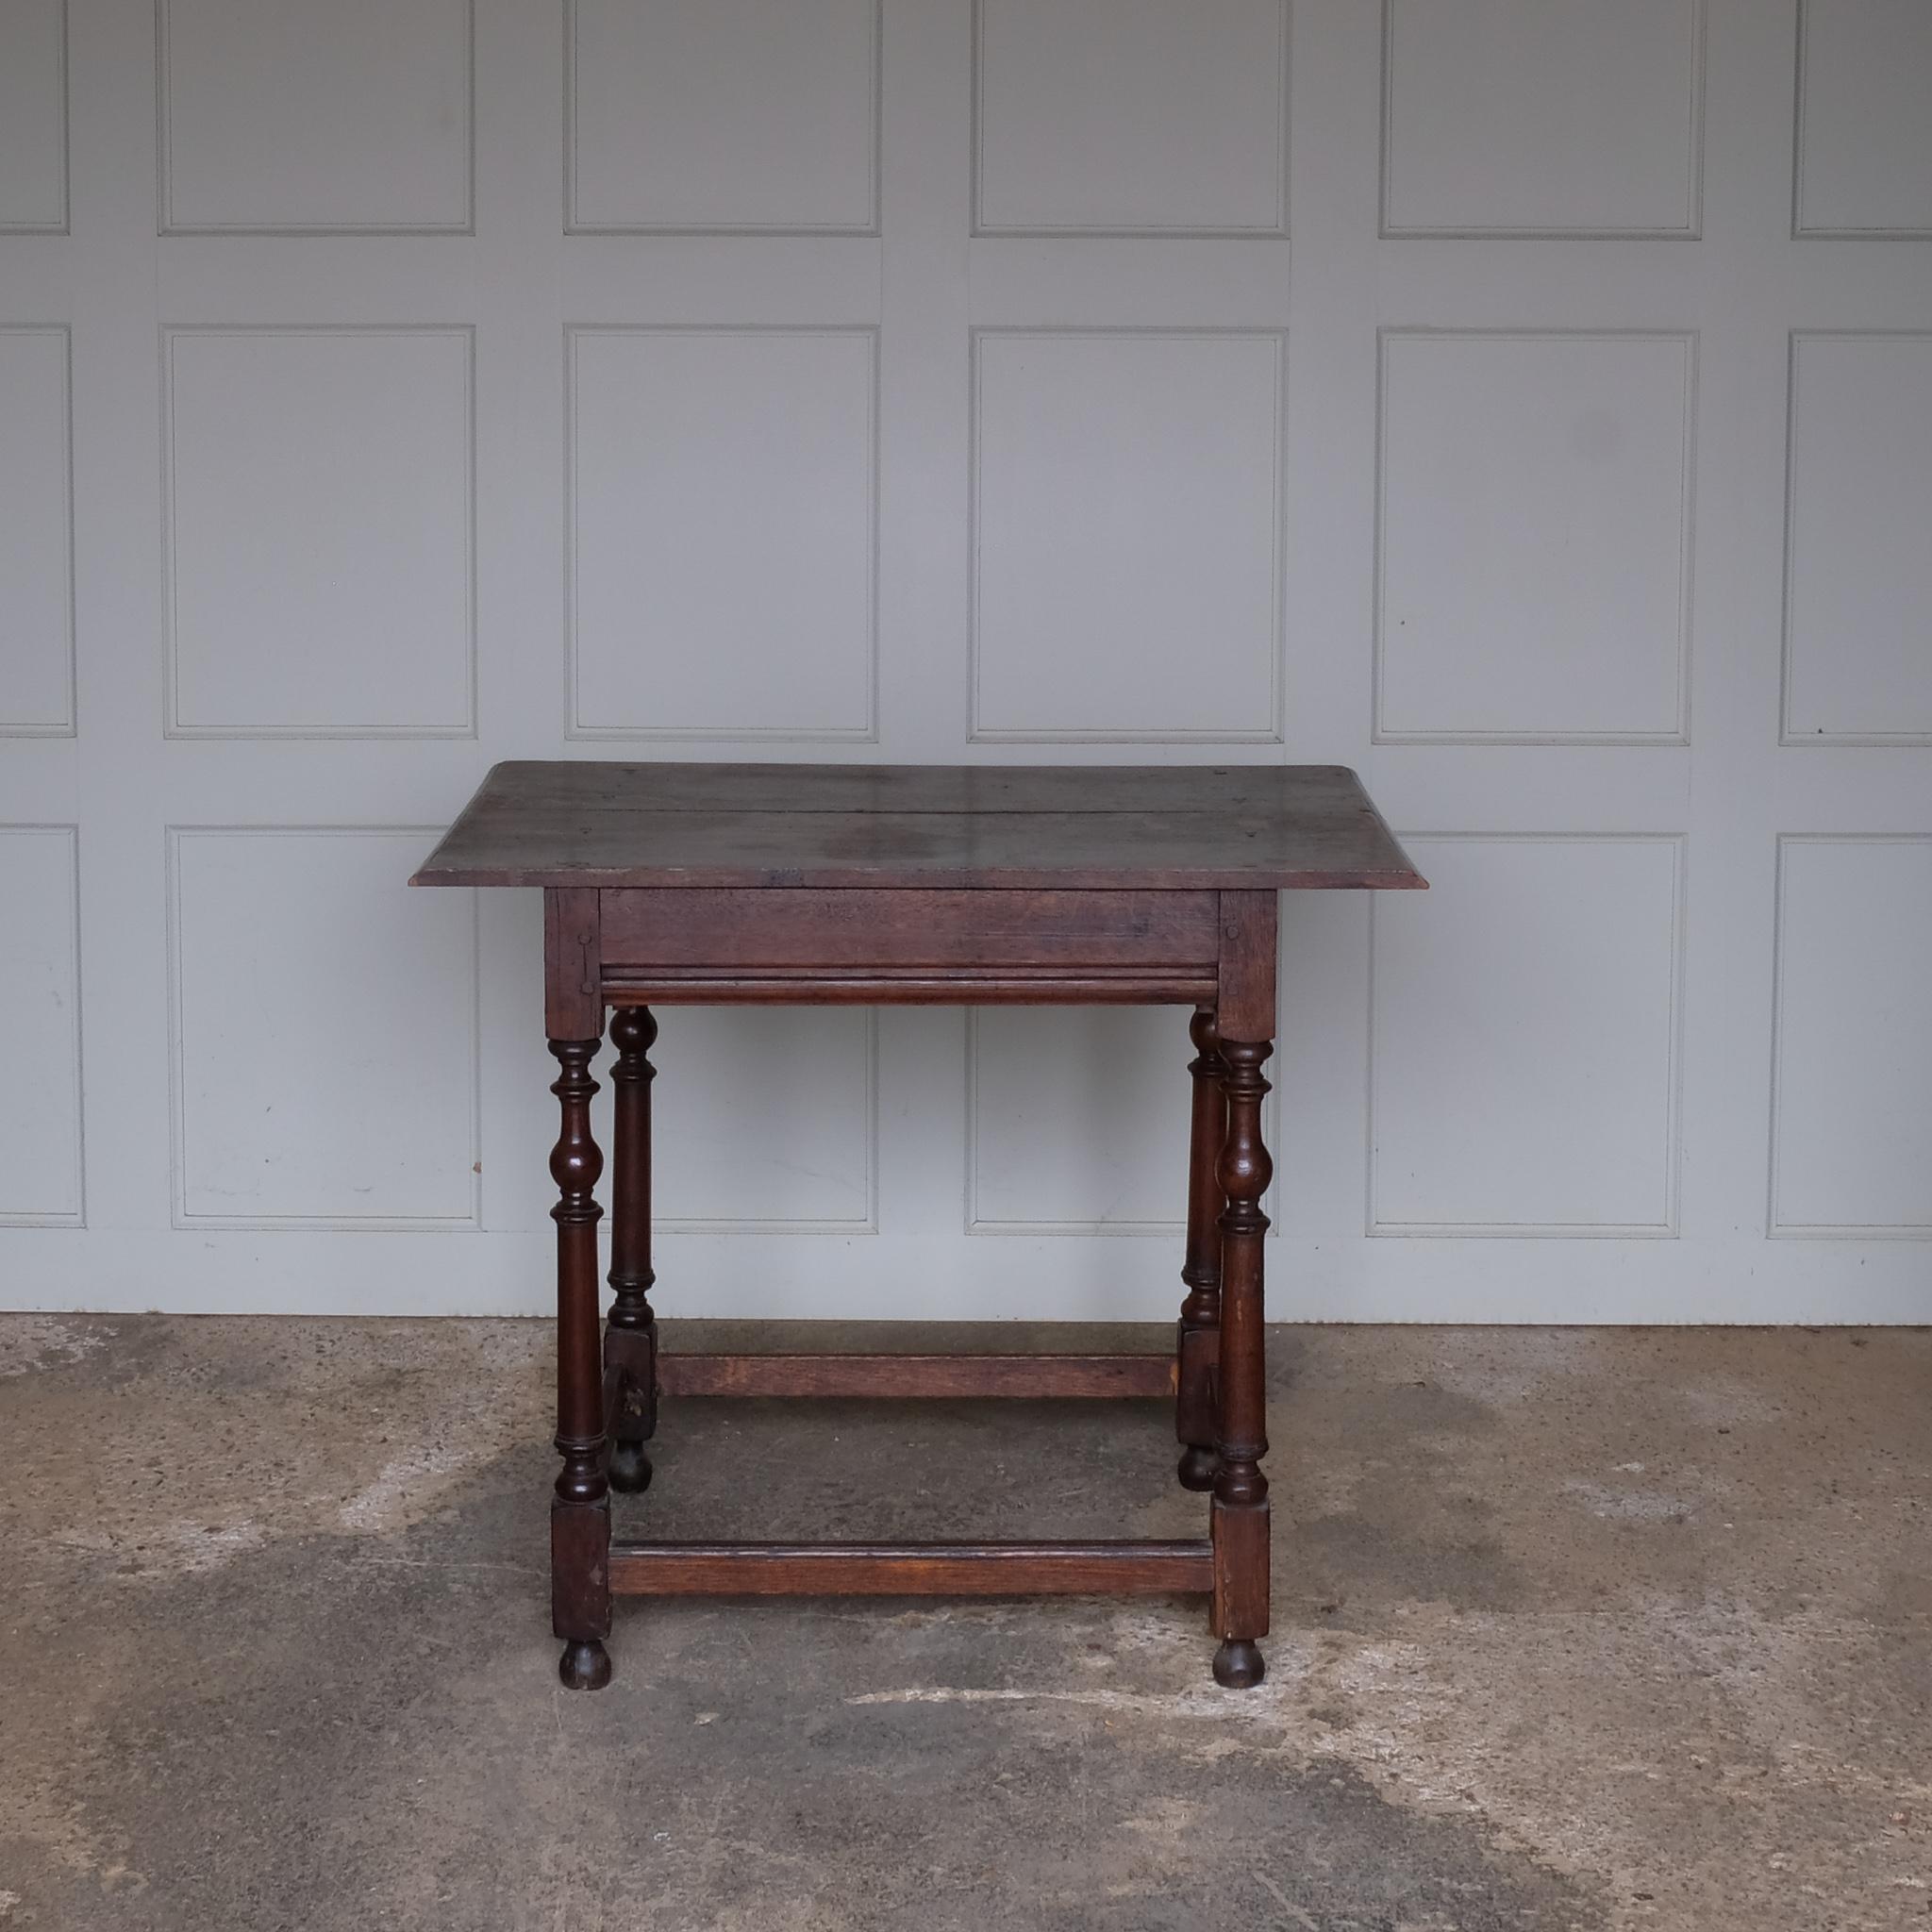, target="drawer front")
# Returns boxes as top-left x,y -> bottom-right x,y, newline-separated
599,889 -> 1220,974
